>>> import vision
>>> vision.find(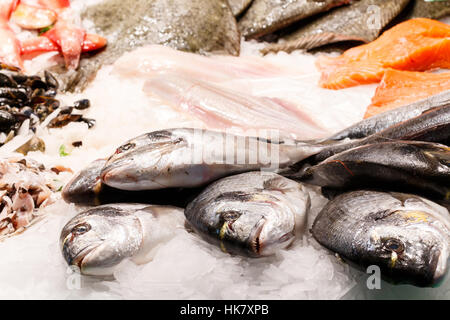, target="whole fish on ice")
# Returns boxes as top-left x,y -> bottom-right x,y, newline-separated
62,159 -> 201,206
312,191 -> 450,287
185,172 -> 310,257
262,0 -> 408,54
239,0 -> 350,40
100,128 -> 325,191
60,203 -> 185,276
292,141 -> 450,200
